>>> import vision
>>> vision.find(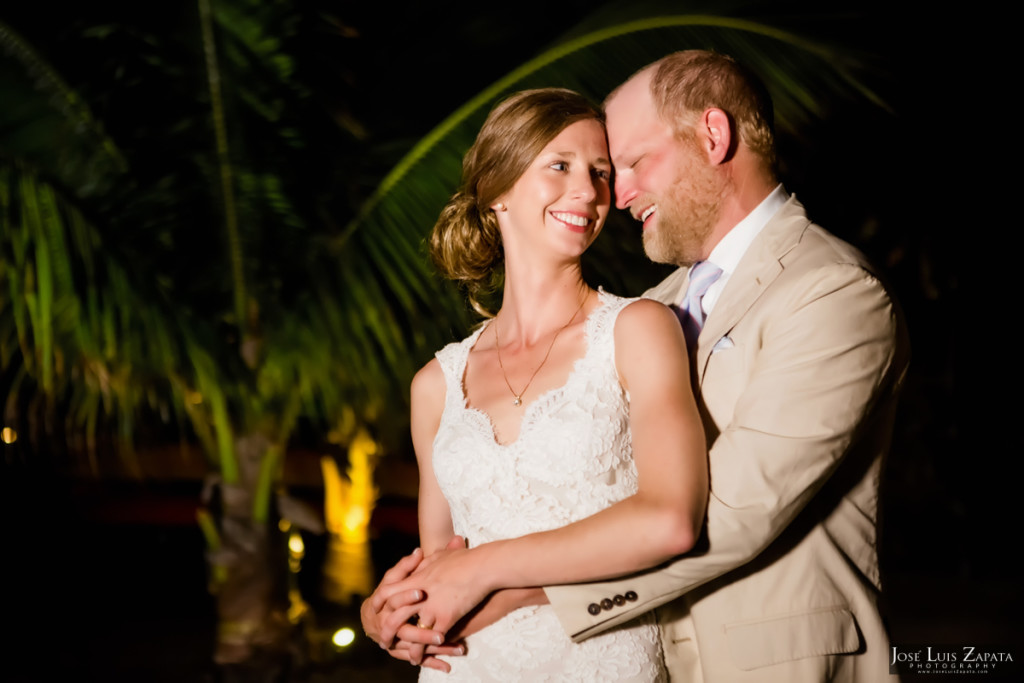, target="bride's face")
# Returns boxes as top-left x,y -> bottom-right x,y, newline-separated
494,119 -> 611,261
